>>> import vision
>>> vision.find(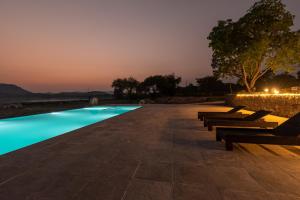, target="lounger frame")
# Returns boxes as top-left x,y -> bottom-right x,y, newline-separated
197,106 -> 245,121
